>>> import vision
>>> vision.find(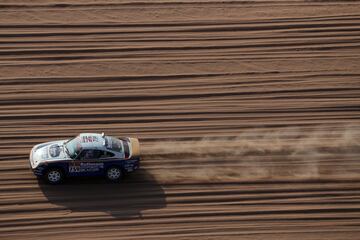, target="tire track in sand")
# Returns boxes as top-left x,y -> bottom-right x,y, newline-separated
0,1 -> 360,240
